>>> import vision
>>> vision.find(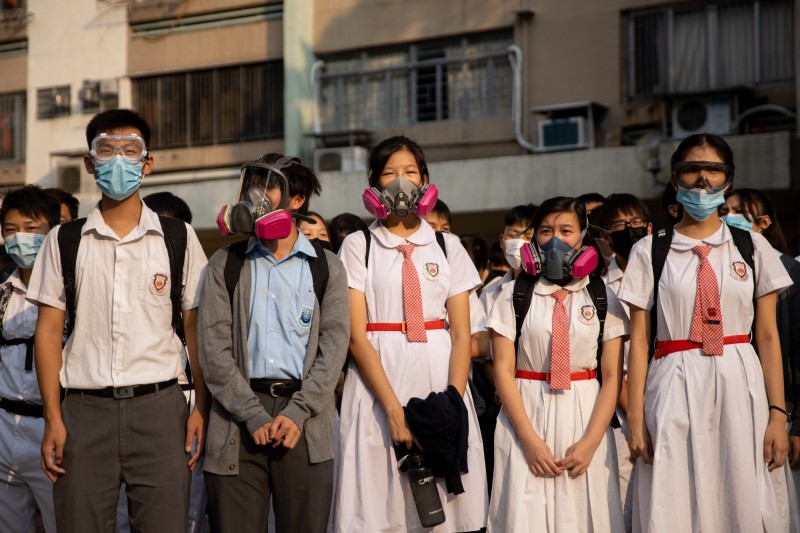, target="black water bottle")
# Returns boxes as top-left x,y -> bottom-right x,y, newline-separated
405,453 -> 446,528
